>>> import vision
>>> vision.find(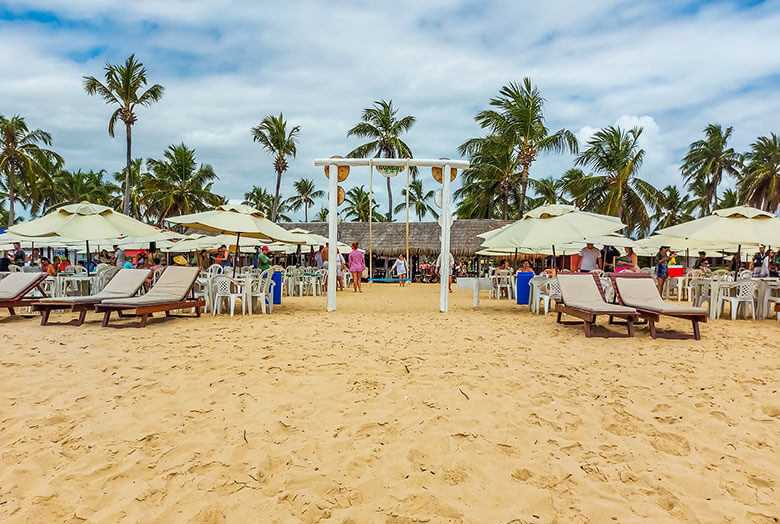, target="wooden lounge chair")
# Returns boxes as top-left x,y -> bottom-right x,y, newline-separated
94,266 -> 204,328
555,273 -> 640,337
0,272 -> 48,316
32,269 -> 151,326
609,272 -> 707,340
